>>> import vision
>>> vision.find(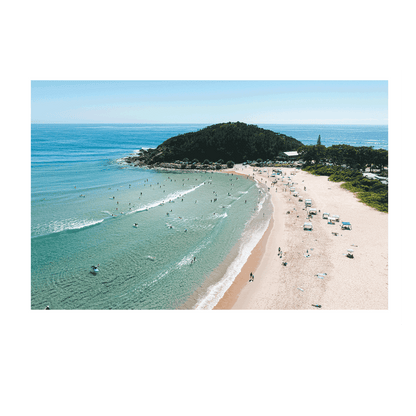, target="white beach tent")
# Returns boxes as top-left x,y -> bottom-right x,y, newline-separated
309,208 -> 317,215
332,215 -> 340,222
305,199 -> 312,207
303,222 -> 313,230
322,212 -> 330,219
